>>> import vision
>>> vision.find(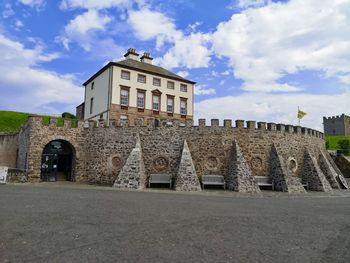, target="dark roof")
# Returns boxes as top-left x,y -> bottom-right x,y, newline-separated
82,59 -> 196,86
